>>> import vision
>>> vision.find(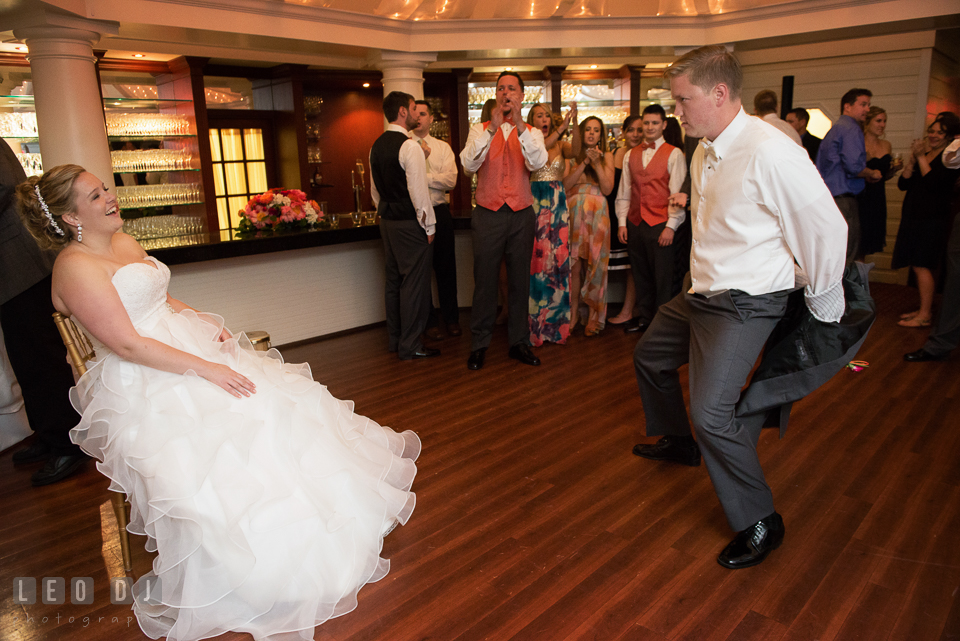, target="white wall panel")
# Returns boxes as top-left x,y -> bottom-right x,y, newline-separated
166,232 -> 475,346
